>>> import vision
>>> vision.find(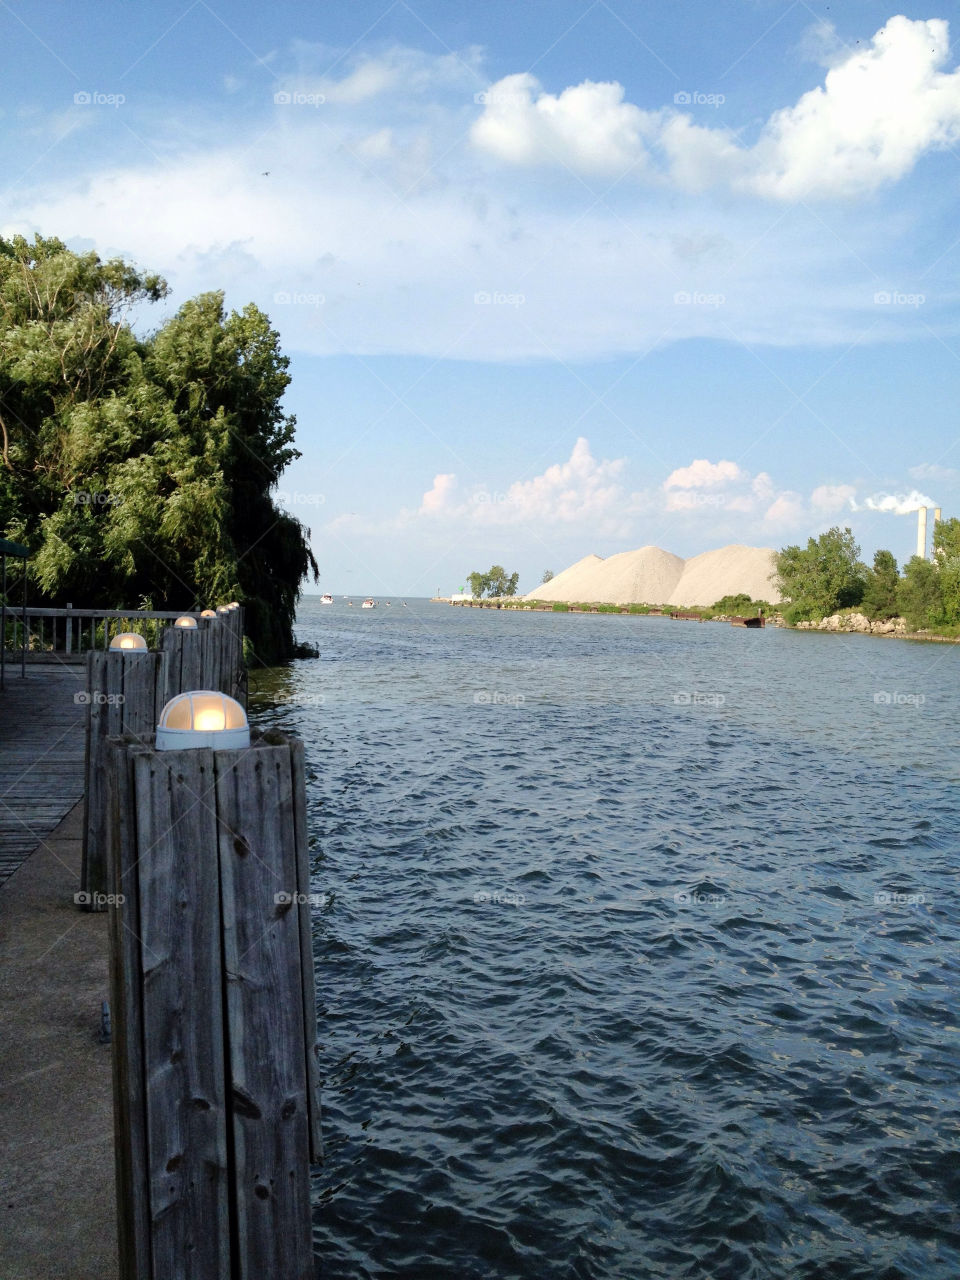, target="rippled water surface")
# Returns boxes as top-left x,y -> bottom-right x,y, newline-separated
250,599 -> 960,1280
